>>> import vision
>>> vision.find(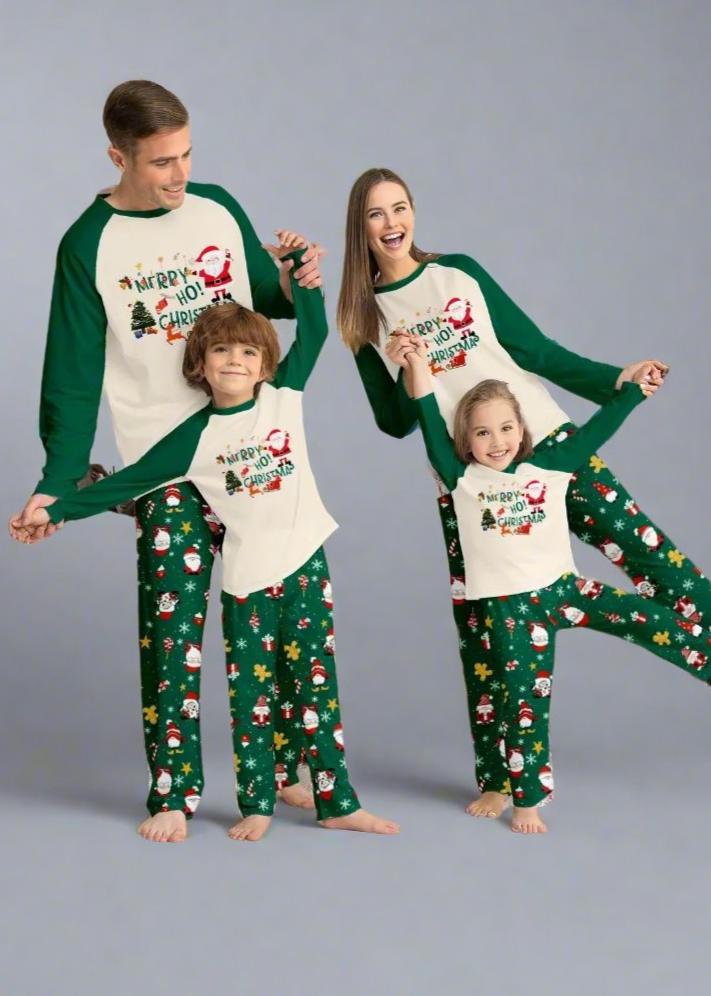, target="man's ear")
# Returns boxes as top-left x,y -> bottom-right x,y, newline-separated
107,144 -> 127,172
